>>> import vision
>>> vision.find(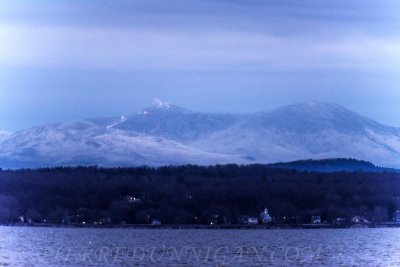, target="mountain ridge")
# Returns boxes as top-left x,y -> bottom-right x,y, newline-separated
1,101 -> 400,169
268,158 -> 400,173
